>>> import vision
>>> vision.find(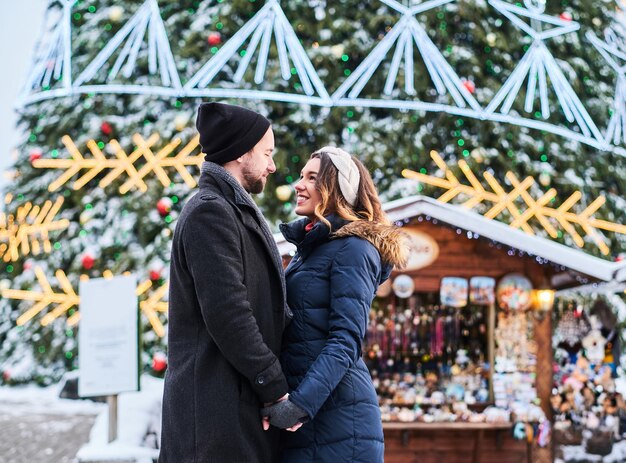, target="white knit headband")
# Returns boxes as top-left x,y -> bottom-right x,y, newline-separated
314,146 -> 360,206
